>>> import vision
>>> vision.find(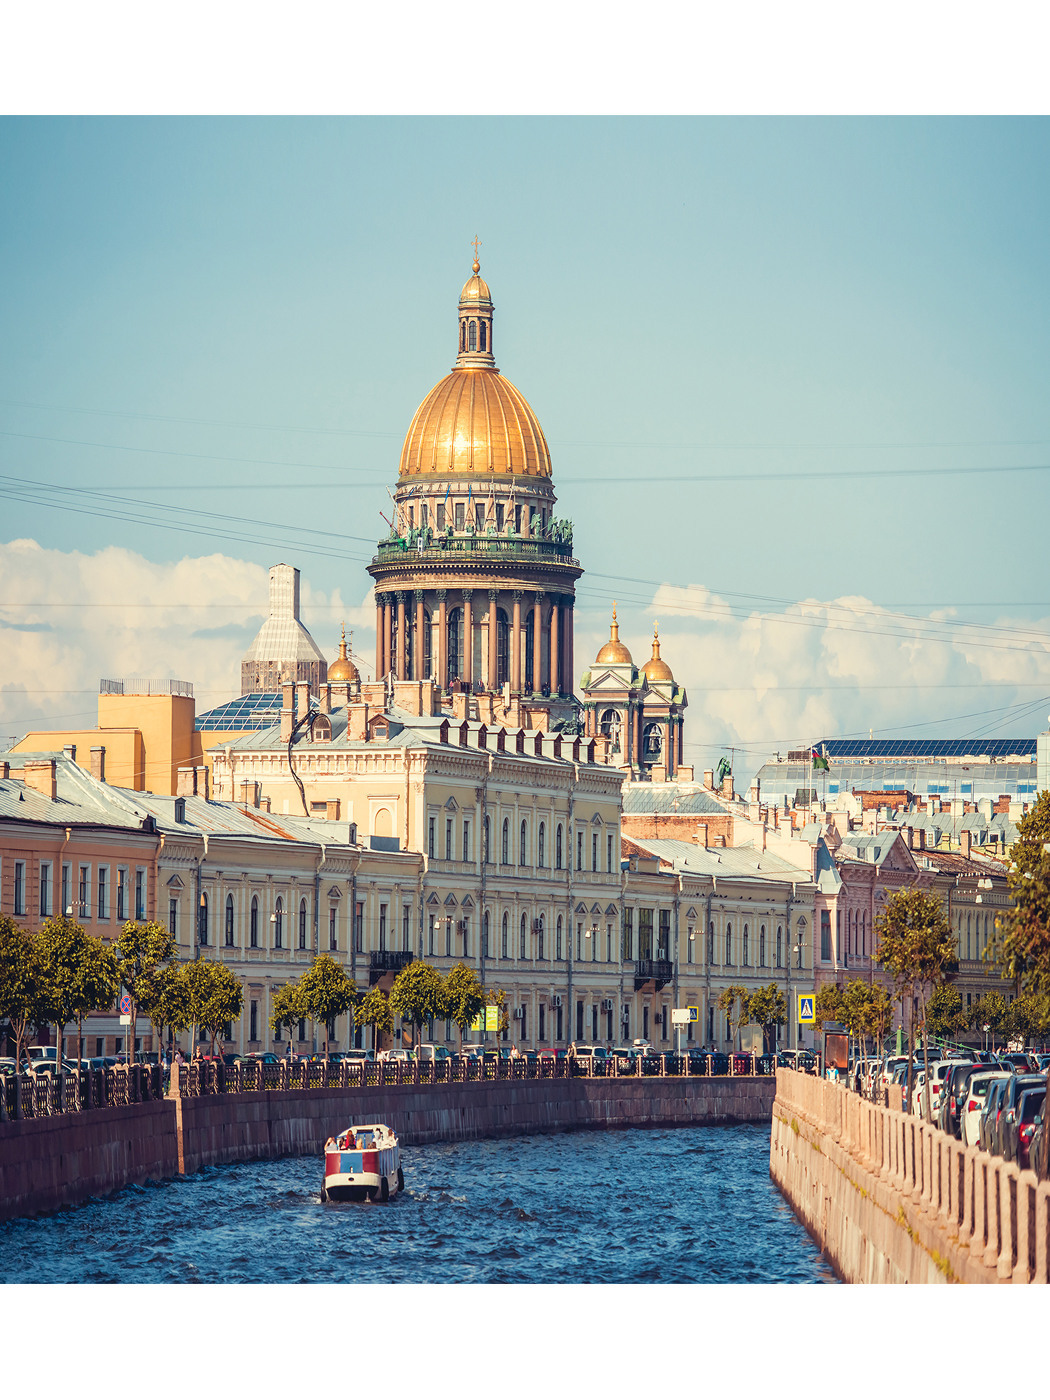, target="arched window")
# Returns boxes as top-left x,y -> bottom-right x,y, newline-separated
759,924 -> 766,967
274,897 -> 283,950
520,820 -> 527,865
460,319 -> 466,352
725,922 -> 732,965
250,896 -> 259,949
537,916 -> 544,962
600,708 -> 622,753
468,319 -> 477,351
502,818 -> 509,865
299,898 -> 308,950
966,913 -> 972,959
643,722 -> 663,759
556,916 -> 563,961
501,911 -> 508,959
520,913 -> 527,960
482,911 -> 490,959
795,919 -> 806,968
198,893 -> 208,947
447,607 -> 463,682
556,824 -> 563,870
483,815 -> 490,864
538,822 -> 546,867
707,921 -> 715,965
225,894 -> 234,947
742,924 -> 749,966
479,319 -> 487,351
776,924 -> 783,968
